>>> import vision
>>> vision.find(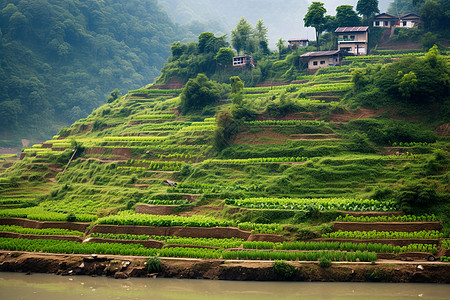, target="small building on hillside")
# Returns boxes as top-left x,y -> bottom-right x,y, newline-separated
300,50 -> 346,71
373,13 -> 399,28
233,55 -> 254,67
288,39 -> 309,49
335,26 -> 369,56
399,13 -> 421,28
